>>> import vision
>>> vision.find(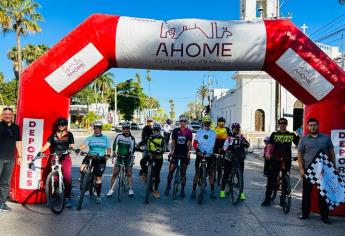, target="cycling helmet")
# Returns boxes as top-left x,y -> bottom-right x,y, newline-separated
231,122 -> 241,129
217,117 -> 226,123
202,115 -> 211,123
166,119 -> 172,124
56,118 -> 68,126
93,120 -> 103,128
264,136 -> 270,142
152,123 -> 161,131
178,114 -> 187,121
122,122 -> 130,129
